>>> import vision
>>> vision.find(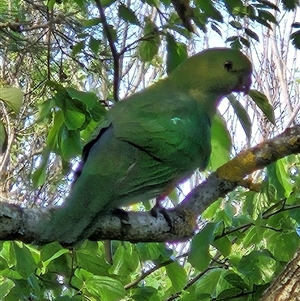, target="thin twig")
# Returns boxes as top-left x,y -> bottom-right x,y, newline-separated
94,0 -> 120,102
